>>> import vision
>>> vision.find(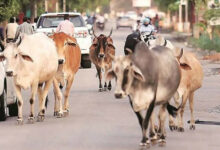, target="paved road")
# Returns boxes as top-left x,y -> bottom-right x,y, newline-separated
1,20 -> 220,150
